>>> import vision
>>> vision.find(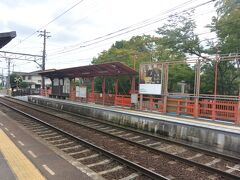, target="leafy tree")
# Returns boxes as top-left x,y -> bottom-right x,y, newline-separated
19,81 -> 29,89
211,0 -> 240,53
206,0 -> 240,95
10,73 -> 22,89
156,11 -> 207,60
92,35 -> 155,94
156,5 -> 240,95
155,12 -> 200,93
